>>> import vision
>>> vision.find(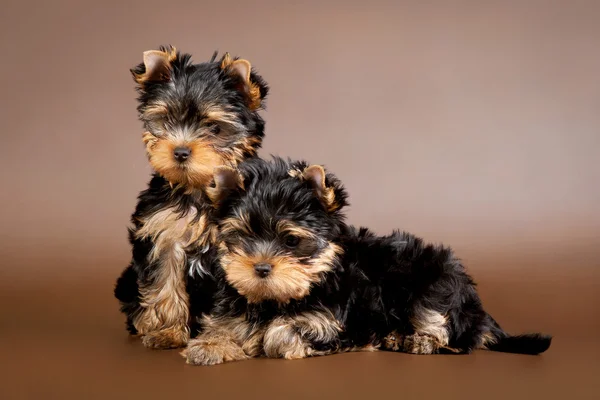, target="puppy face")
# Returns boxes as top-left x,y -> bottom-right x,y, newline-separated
207,159 -> 348,304
131,46 -> 269,187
